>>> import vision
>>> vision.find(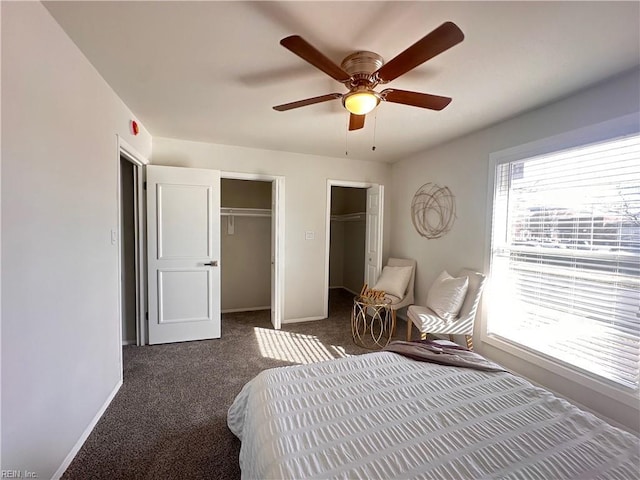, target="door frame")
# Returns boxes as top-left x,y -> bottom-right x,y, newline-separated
116,135 -> 148,349
324,180 -> 383,319
220,171 -> 285,329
